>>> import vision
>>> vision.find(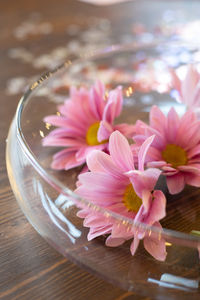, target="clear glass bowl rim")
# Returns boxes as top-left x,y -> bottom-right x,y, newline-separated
14,42 -> 200,247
